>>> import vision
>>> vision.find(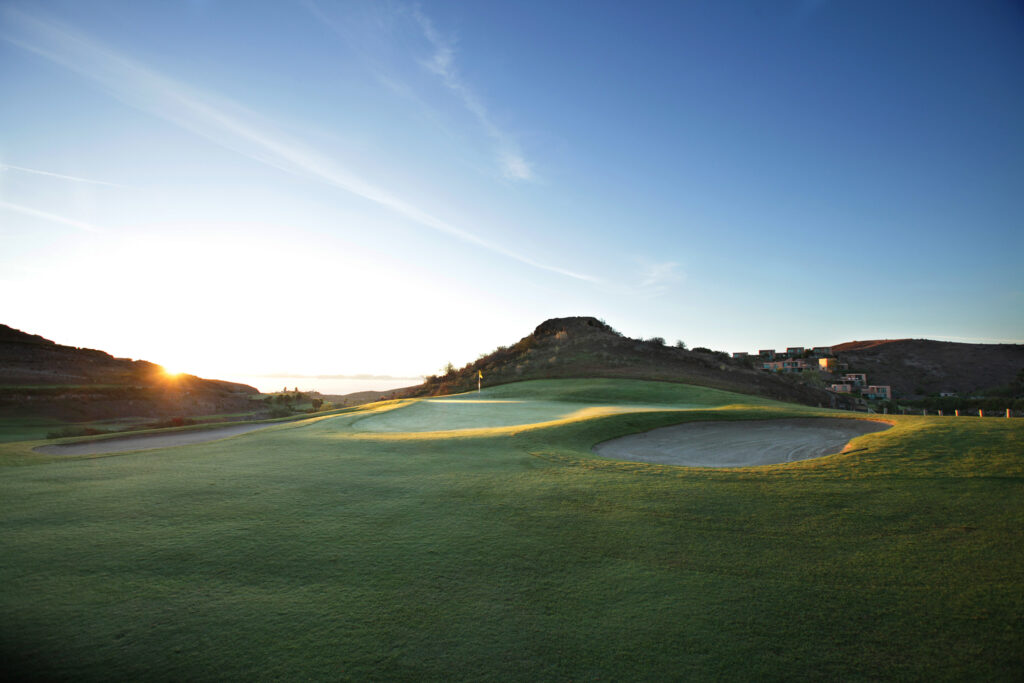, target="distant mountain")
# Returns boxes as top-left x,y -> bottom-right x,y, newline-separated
401,316 -> 847,408
0,324 -> 259,421
831,338 -> 1024,398
323,390 -> 393,408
